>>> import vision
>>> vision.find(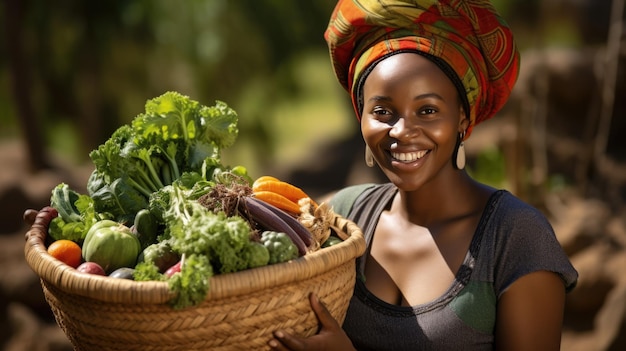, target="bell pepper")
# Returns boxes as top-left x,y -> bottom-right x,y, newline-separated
82,219 -> 141,274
